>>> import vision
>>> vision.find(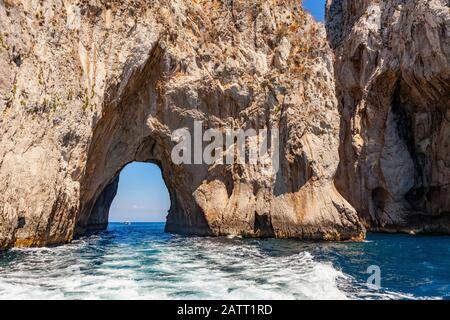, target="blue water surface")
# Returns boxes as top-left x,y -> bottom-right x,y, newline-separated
0,223 -> 449,300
